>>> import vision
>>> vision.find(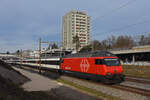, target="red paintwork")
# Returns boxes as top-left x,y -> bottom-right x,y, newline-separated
61,57 -> 123,76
